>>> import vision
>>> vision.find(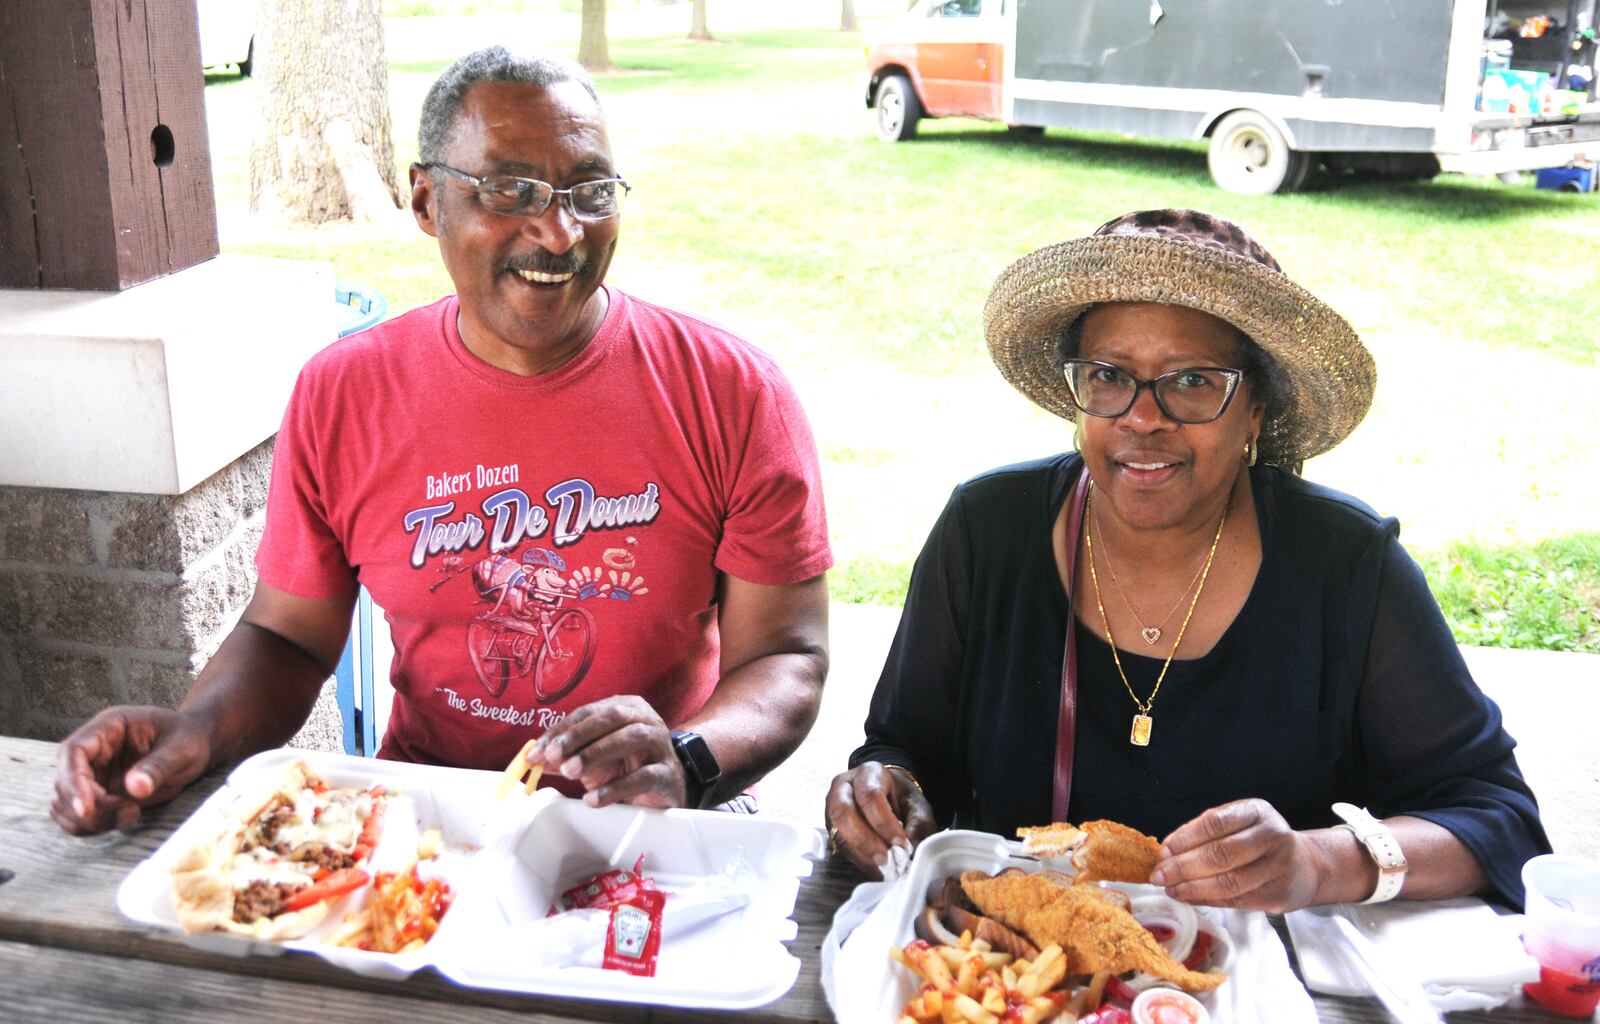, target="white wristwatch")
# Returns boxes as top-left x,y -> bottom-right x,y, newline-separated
1331,802 -> 1407,904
